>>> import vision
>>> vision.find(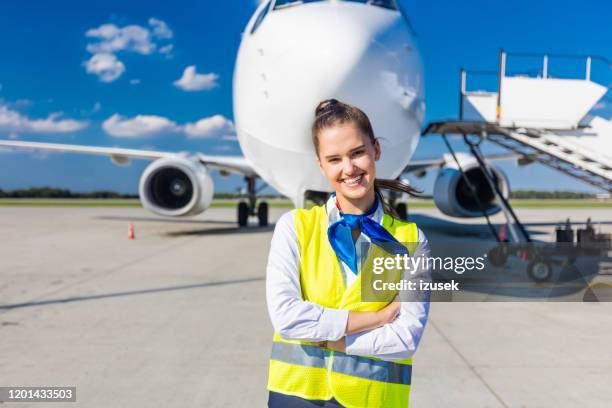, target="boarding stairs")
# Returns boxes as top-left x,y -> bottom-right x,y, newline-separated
485,123 -> 612,192
427,51 -> 612,193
